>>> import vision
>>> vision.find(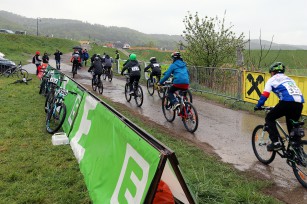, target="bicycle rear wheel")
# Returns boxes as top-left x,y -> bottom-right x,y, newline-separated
162,96 -> 175,122
135,85 -> 143,107
182,89 -> 193,103
147,79 -> 154,96
92,78 -> 97,91
125,83 -> 131,102
108,70 -> 113,82
98,81 -> 103,94
292,140 -> 307,188
73,65 -> 77,78
252,125 -> 276,164
17,69 -> 28,79
46,103 -> 67,134
182,102 -> 198,133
